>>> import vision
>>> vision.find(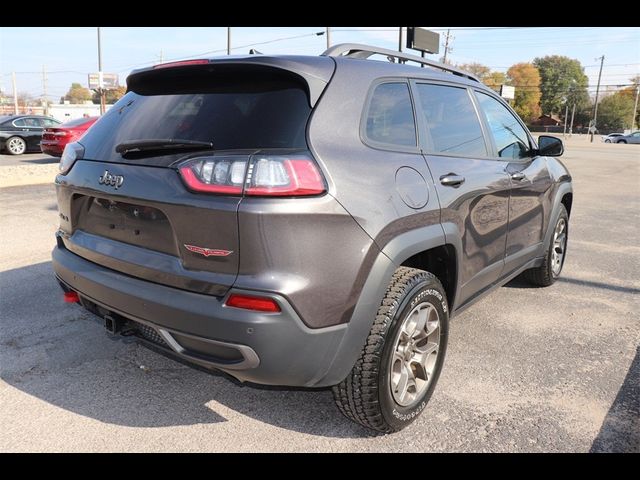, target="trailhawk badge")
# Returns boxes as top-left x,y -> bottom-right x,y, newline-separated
184,244 -> 233,257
